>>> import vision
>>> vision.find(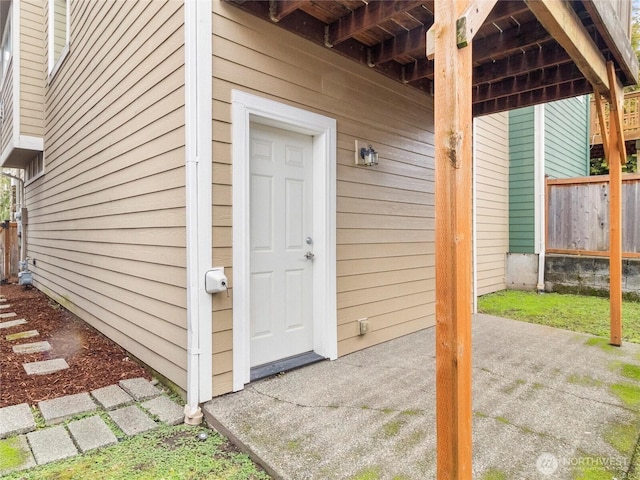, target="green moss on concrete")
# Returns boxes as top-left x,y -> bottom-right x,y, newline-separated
567,374 -> 604,387
585,337 -> 620,354
382,420 -> 405,438
350,467 -> 381,480
400,409 -> 420,416
381,408 -> 394,414
481,468 -> 508,480
474,411 -> 489,418
611,383 -> 640,408
496,416 -> 510,425
285,439 -> 302,452
0,438 -> 28,471
501,379 -> 526,394
621,364 -> 640,381
572,456 -> 616,480
604,422 -> 637,454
